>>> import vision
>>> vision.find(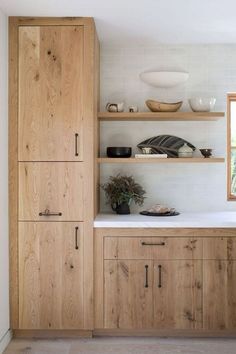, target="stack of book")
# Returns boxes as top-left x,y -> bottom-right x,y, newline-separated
135,154 -> 168,158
